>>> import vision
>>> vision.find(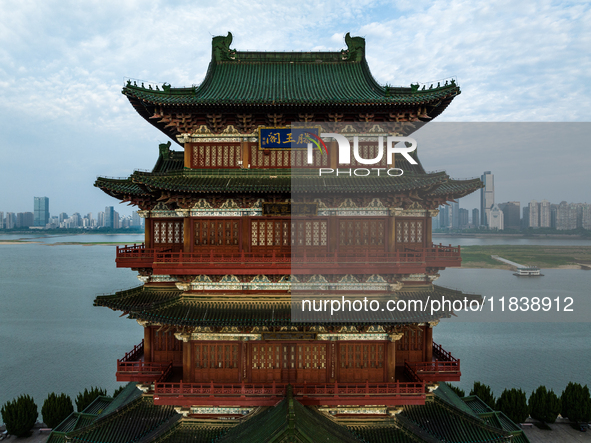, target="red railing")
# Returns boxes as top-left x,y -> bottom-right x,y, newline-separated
432,342 -> 459,362
116,243 -> 461,273
154,381 -> 425,397
404,343 -> 461,382
118,339 -> 144,363
117,361 -> 170,373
